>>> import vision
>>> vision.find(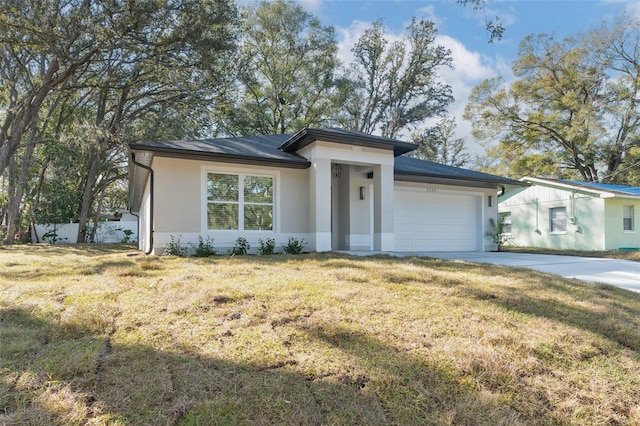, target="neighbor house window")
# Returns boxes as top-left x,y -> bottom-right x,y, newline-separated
549,207 -> 567,233
623,205 -> 634,232
499,212 -> 512,234
207,173 -> 273,231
